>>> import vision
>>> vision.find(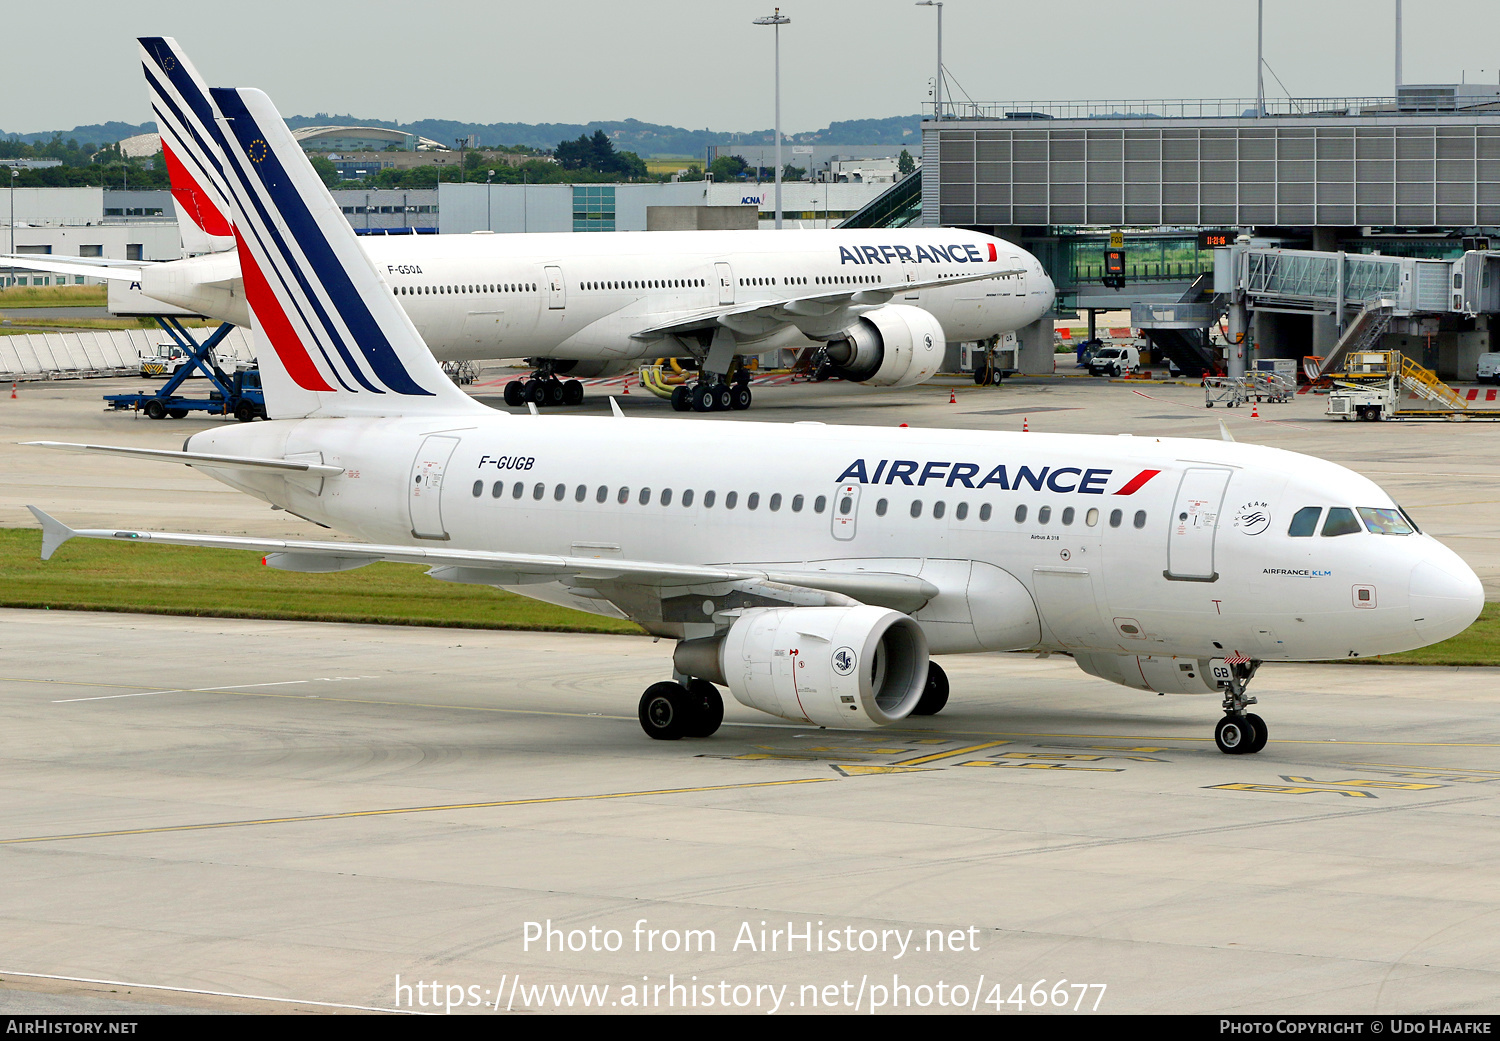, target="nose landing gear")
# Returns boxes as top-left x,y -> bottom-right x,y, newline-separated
1215,664 -> 1268,754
